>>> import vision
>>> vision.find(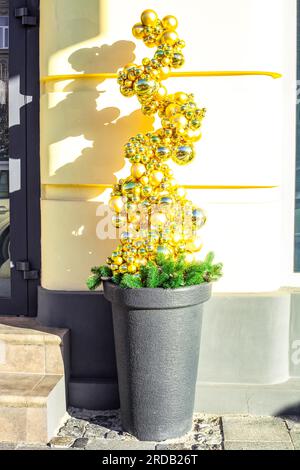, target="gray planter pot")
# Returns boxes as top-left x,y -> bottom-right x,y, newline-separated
103,281 -> 212,441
